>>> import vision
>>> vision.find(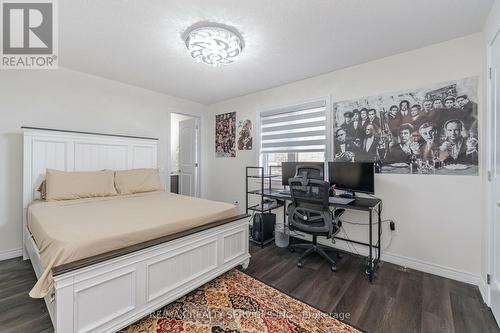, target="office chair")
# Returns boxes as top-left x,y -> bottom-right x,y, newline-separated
287,174 -> 343,271
295,164 -> 323,181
